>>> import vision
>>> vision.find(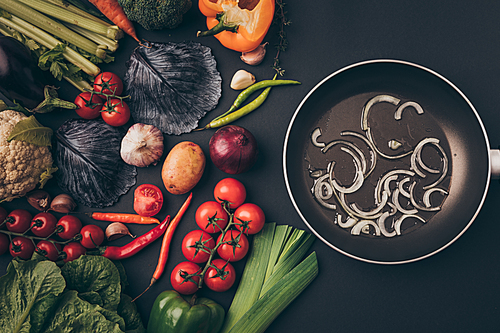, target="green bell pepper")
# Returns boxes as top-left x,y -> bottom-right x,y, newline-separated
147,290 -> 225,333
